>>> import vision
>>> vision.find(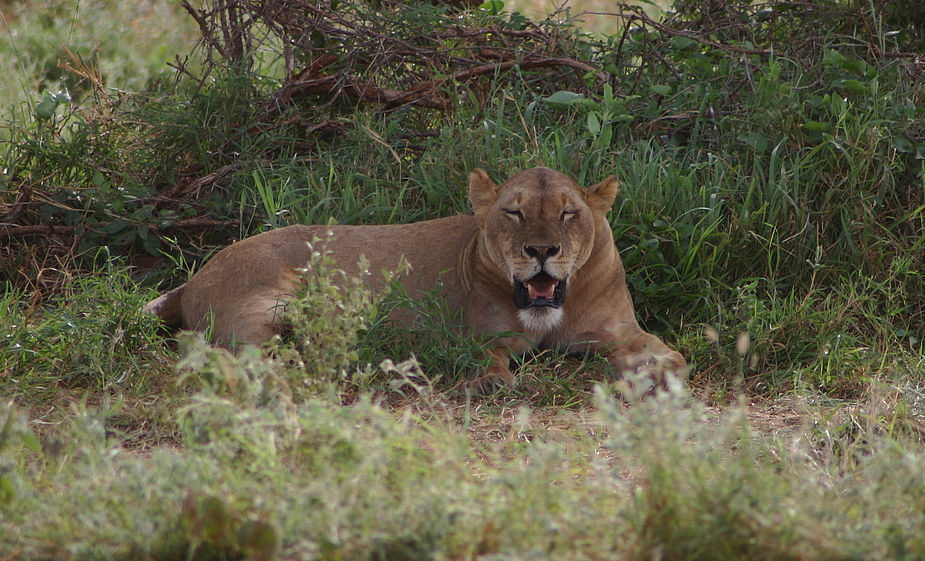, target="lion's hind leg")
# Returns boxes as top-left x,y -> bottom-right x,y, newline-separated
142,284 -> 185,328
210,294 -> 289,350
